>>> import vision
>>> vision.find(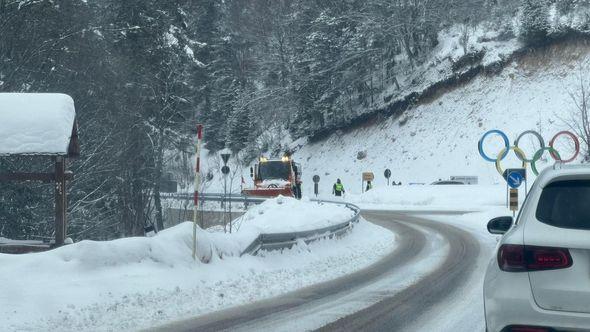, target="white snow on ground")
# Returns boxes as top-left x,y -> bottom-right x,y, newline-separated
347,184 -> 508,211
1,197 -> 395,332
0,93 -> 76,155
237,196 -> 354,234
